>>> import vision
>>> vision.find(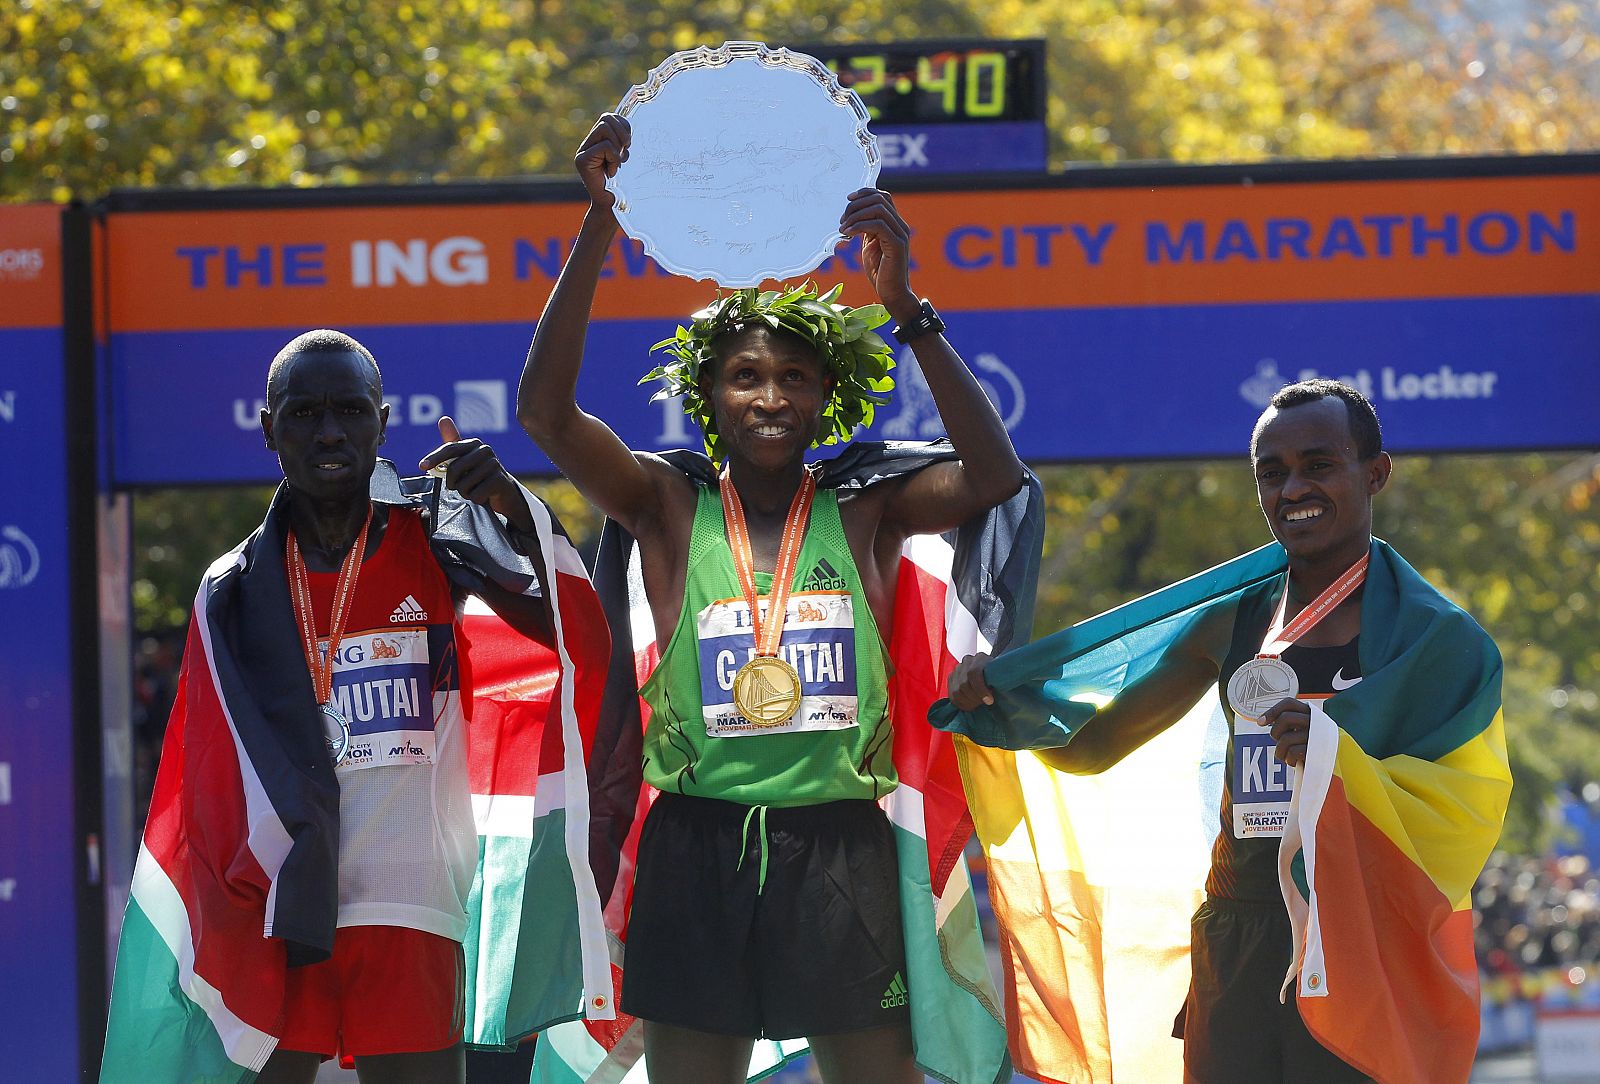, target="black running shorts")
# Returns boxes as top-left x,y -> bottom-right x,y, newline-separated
1176,896 -> 1372,1083
620,792 -> 911,1040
